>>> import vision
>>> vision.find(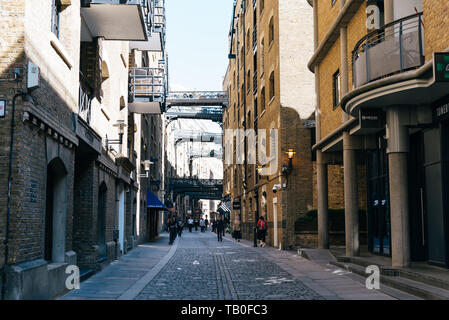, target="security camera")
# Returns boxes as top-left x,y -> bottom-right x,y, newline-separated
273,184 -> 282,193
272,186 -> 277,194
